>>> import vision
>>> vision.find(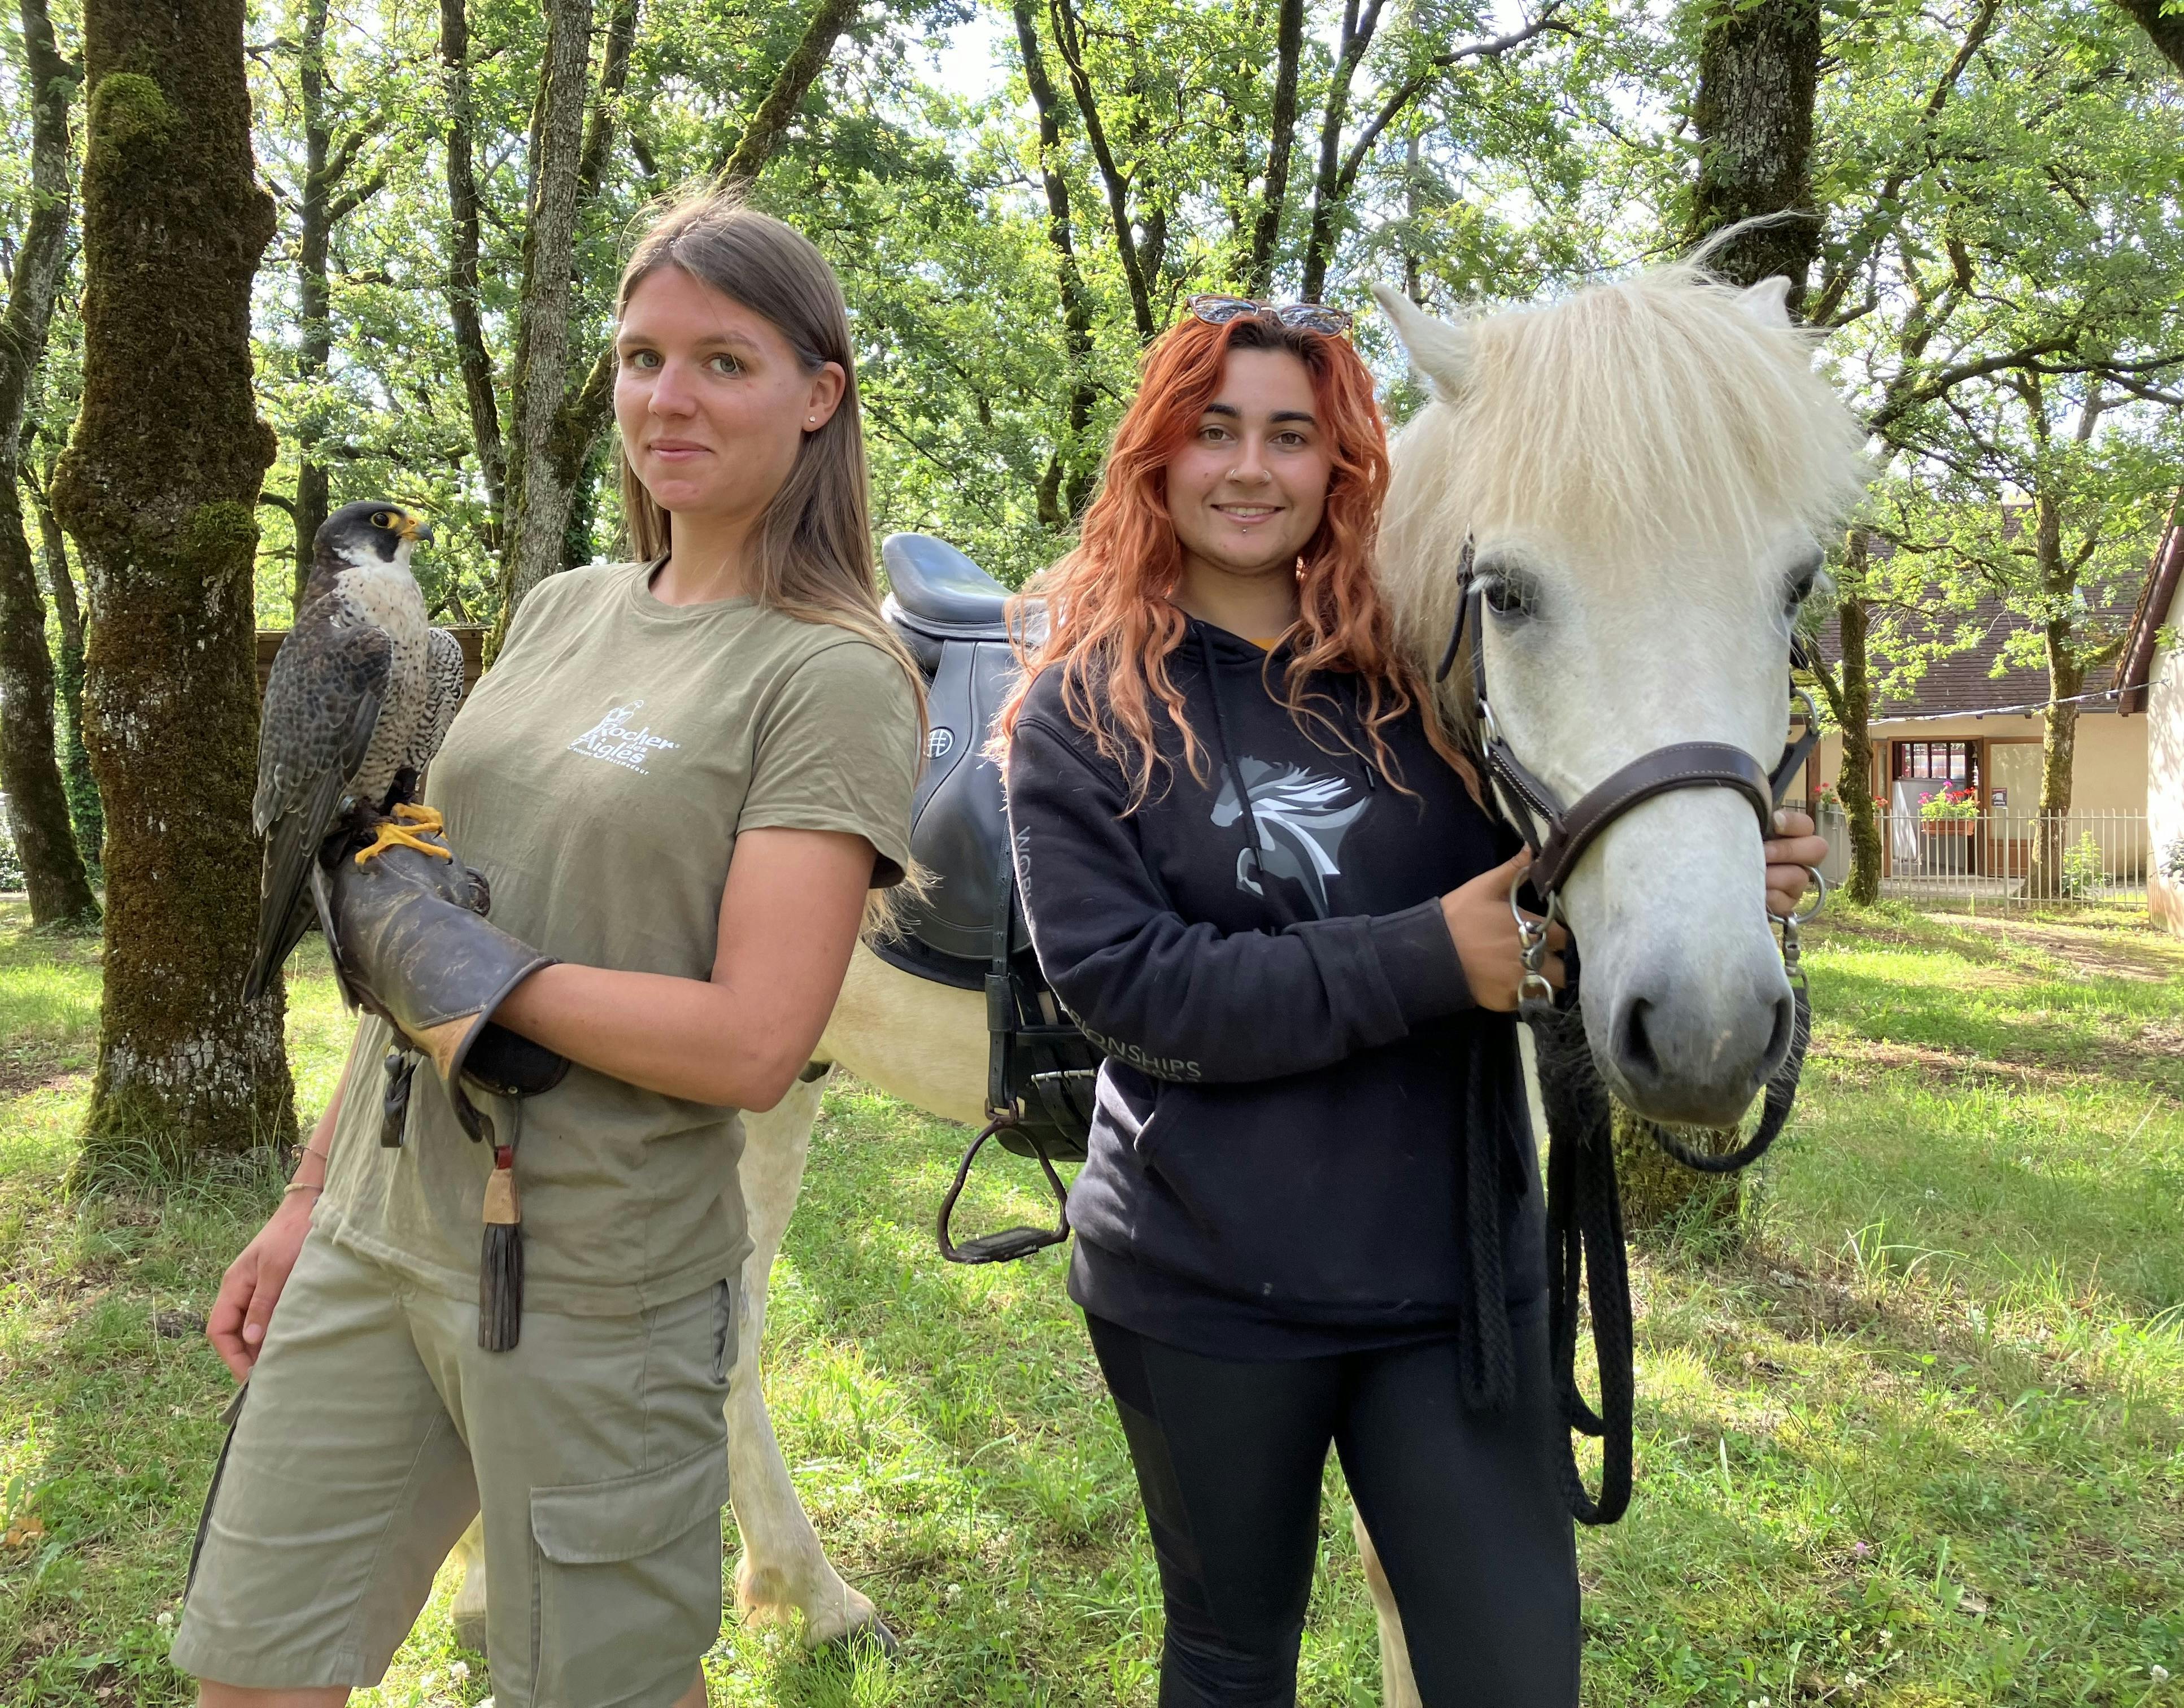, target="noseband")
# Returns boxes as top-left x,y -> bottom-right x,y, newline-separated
1433,538 -> 1825,1526
1434,537 -> 1820,905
